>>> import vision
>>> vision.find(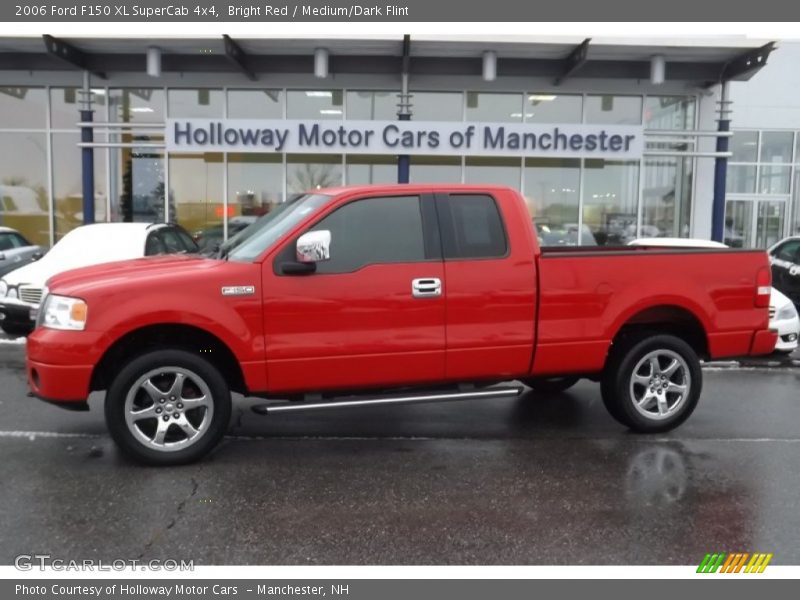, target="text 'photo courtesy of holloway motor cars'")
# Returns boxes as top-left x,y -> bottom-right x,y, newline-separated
24,184 -> 778,465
